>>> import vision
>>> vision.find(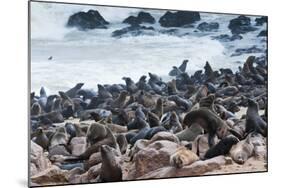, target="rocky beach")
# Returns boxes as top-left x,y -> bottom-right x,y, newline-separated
30,2 -> 267,187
